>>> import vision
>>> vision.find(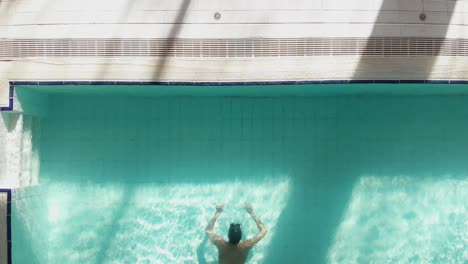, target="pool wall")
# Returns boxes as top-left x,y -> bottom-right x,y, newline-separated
7,86 -> 468,263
